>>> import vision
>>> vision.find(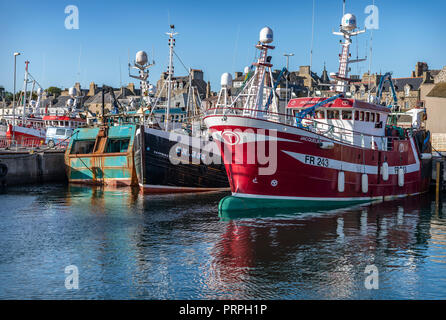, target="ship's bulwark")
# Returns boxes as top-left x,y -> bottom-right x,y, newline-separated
135,126 -> 229,194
